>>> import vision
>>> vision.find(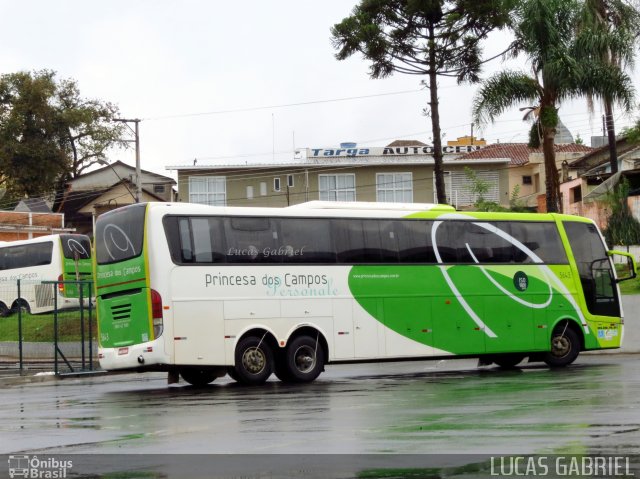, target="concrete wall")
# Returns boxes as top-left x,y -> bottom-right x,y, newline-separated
177,164 -> 511,208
